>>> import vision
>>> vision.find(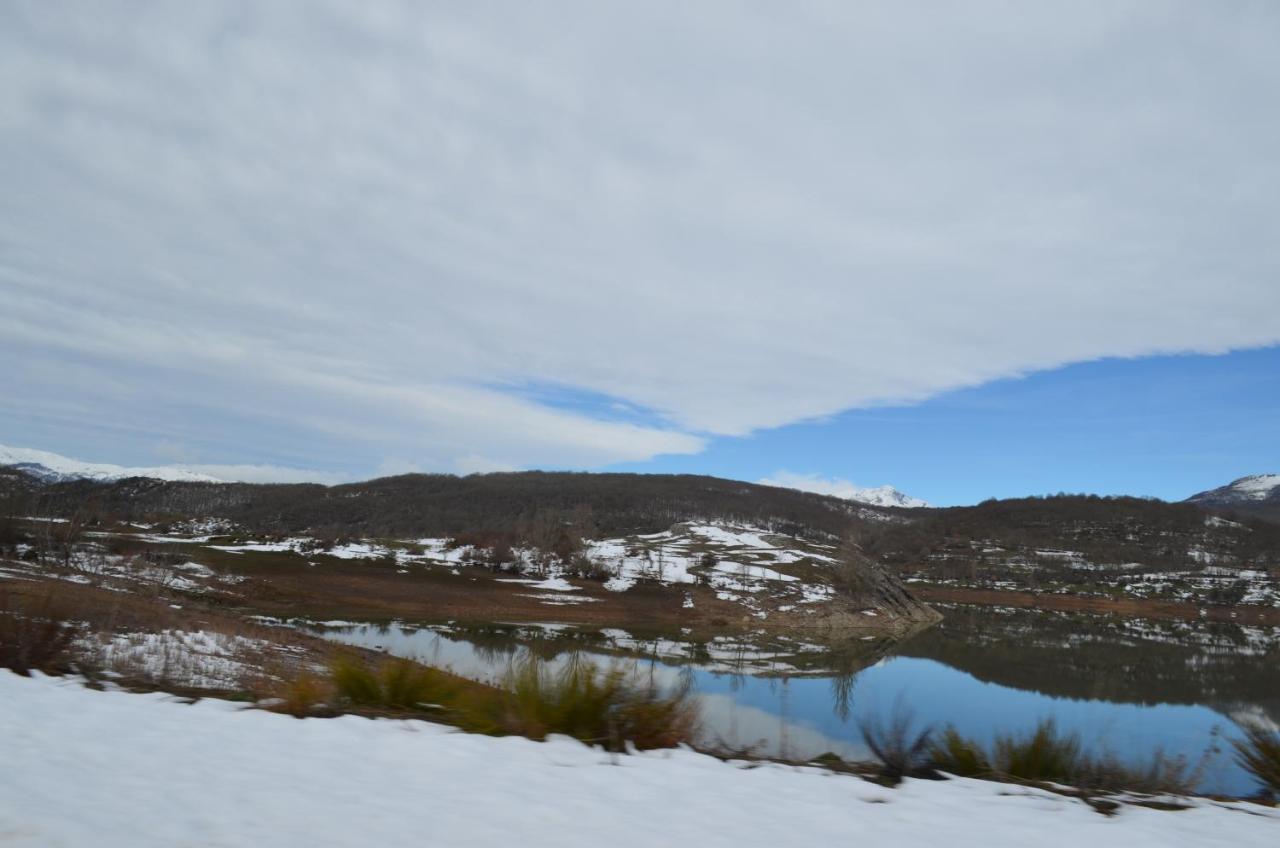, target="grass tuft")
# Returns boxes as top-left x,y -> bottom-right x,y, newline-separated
931,719 -> 1200,795
380,656 -> 451,710
931,726 -> 991,777
330,654 -> 384,706
283,650 -> 697,752
992,719 -> 1081,783
271,671 -> 331,718
473,655 -> 699,751
330,654 -> 452,711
